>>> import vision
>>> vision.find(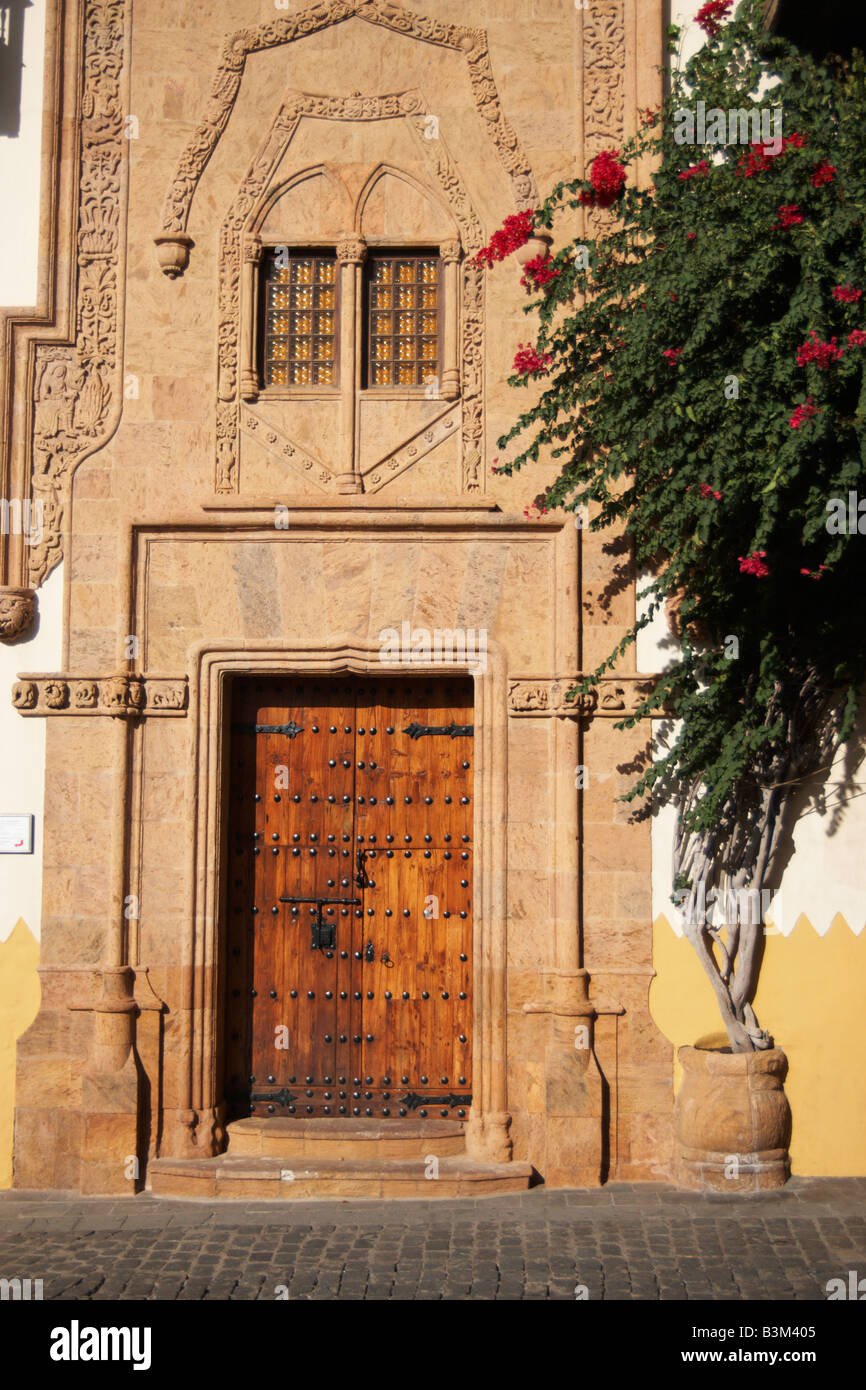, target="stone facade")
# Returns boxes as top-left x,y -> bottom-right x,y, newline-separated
2,0 -> 673,1193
